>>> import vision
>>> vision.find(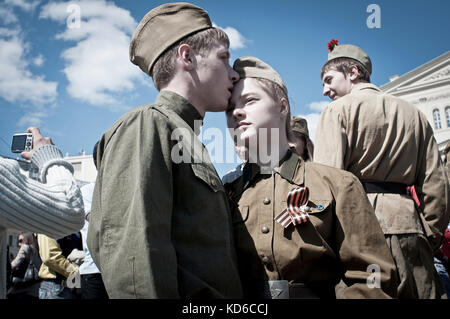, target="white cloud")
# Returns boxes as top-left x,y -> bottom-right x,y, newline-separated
0,27 -> 19,37
5,0 -> 40,12
39,0 -> 145,108
295,100 -> 330,143
0,31 -> 58,106
18,111 -> 48,127
32,54 -> 44,66
221,26 -> 247,50
308,101 -> 329,112
0,7 -> 18,24
213,23 -> 247,50
296,112 -> 321,144
0,2 -> 57,128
